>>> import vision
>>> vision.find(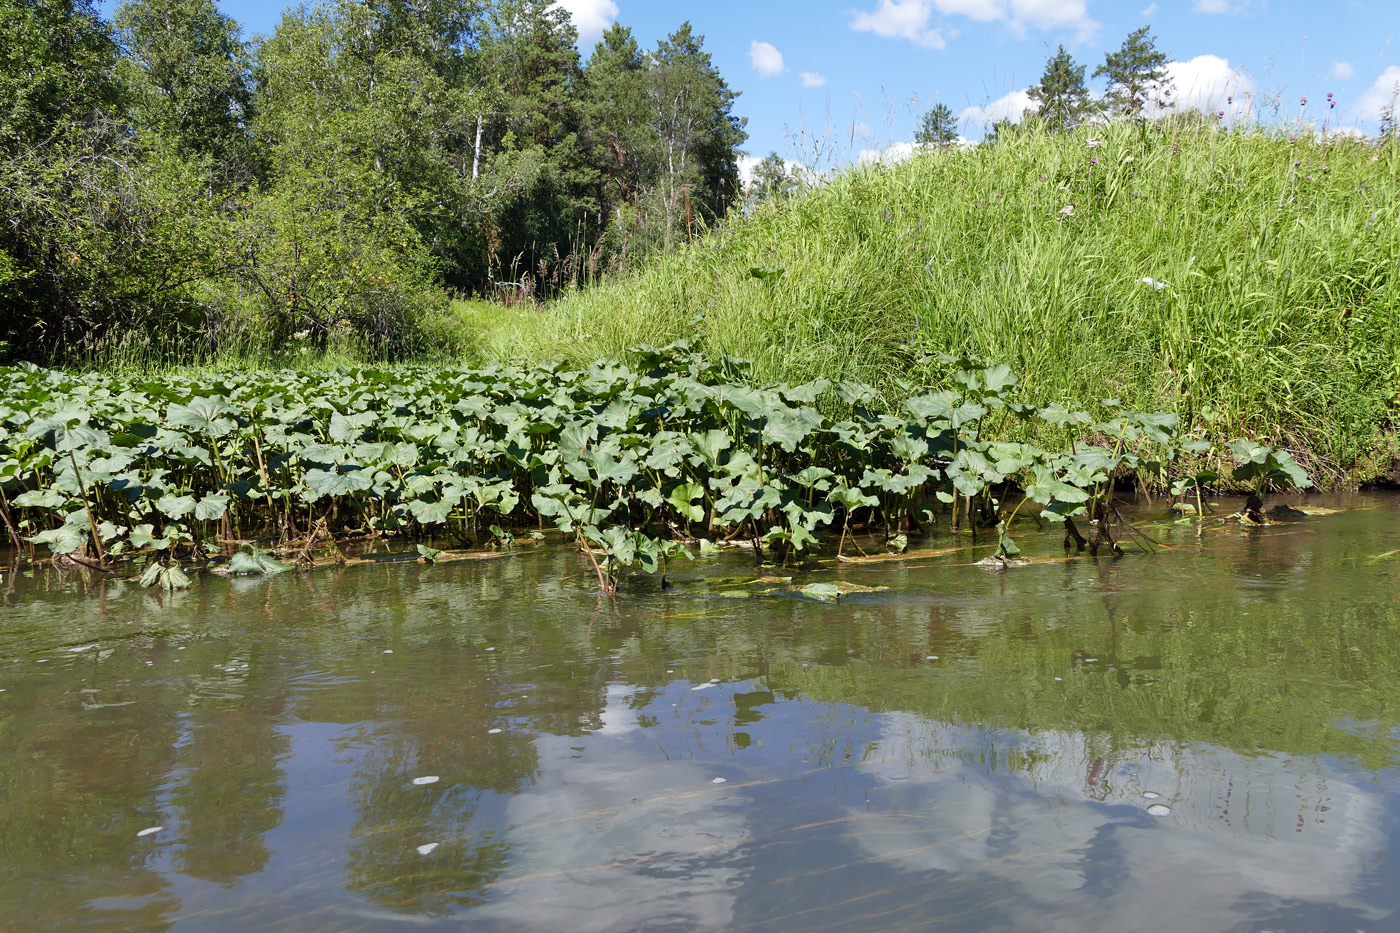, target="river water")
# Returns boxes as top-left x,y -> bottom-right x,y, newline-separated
2,494 -> 1399,931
